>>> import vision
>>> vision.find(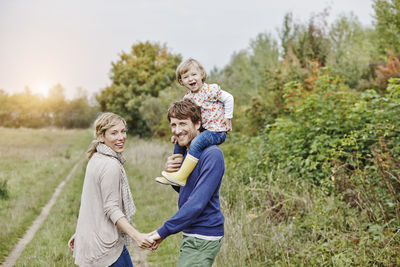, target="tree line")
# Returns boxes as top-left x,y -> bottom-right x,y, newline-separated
0,84 -> 98,128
